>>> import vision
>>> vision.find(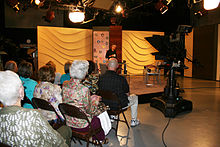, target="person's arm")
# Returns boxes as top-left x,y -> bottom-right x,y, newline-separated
105,50 -> 110,59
